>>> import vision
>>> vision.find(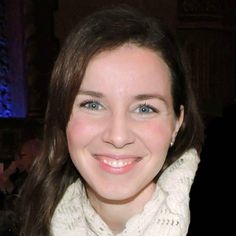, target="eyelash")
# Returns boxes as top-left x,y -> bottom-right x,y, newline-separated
79,100 -> 158,114
79,99 -> 103,110
136,103 -> 158,114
